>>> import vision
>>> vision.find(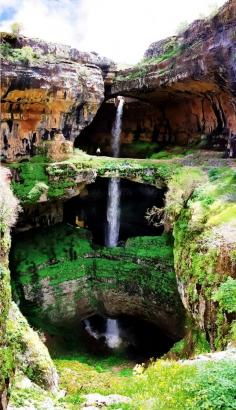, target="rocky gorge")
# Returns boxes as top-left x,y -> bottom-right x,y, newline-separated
0,1 -> 236,409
